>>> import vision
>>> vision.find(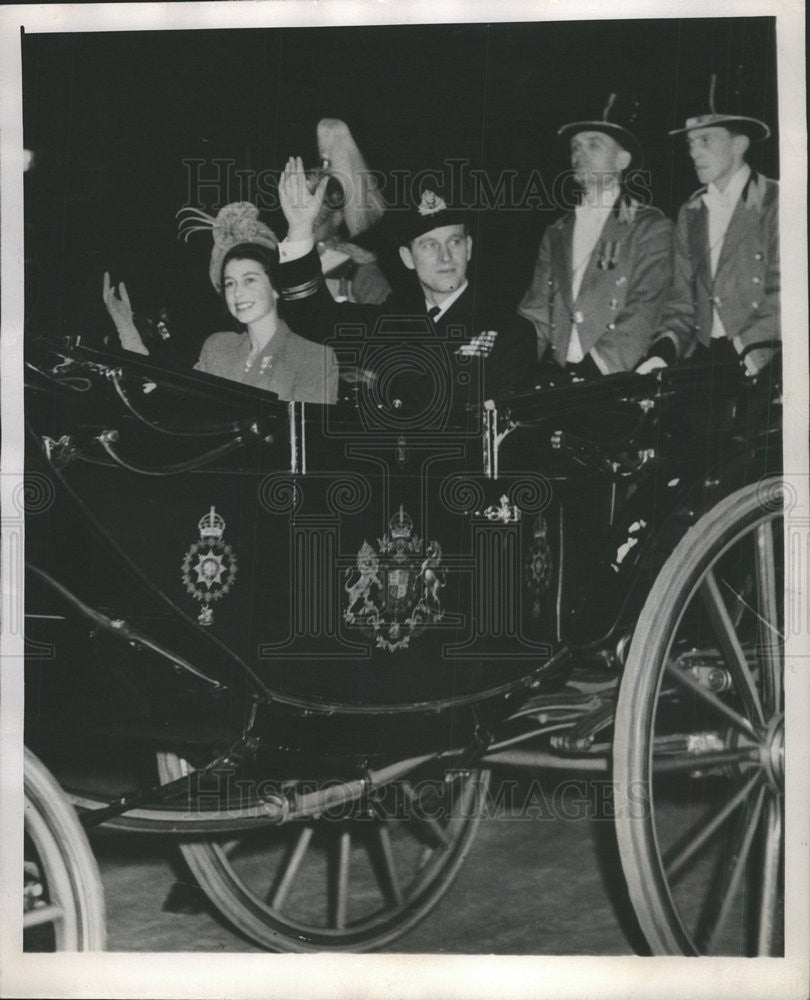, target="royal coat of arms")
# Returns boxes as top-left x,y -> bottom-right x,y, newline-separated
344,505 -> 445,652
181,506 -> 238,626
